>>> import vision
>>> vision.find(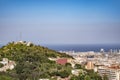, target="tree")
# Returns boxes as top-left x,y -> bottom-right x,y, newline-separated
103,75 -> 108,80
0,75 -> 13,80
58,70 -> 70,78
94,74 -> 102,80
84,75 -> 91,80
65,63 -> 72,67
0,63 -> 4,68
70,75 -> 79,80
74,64 -> 82,69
